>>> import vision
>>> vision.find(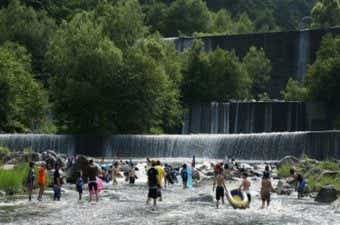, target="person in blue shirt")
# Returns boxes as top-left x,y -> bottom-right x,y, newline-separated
180,164 -> 188,189
297,174 -> 306,199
